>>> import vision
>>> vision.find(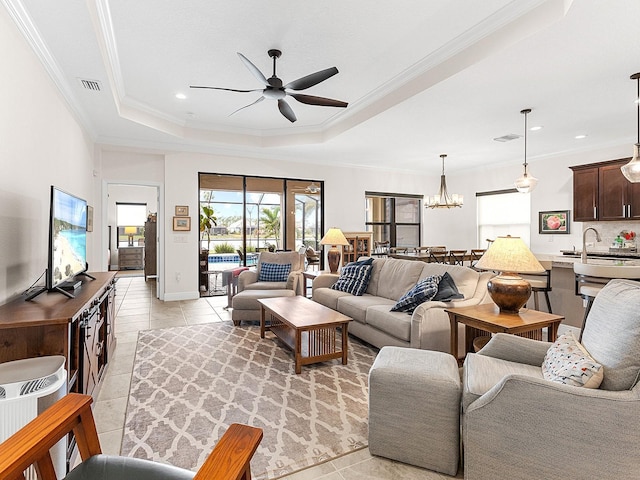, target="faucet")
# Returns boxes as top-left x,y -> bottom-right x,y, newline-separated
581,227 -> 601,263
